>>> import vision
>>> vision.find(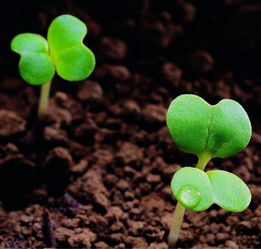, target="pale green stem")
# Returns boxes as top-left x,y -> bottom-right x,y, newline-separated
38,81 -> 52,119
168,202 -> 185,248
196,152 -> 212,170
168,152 -> 212,248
